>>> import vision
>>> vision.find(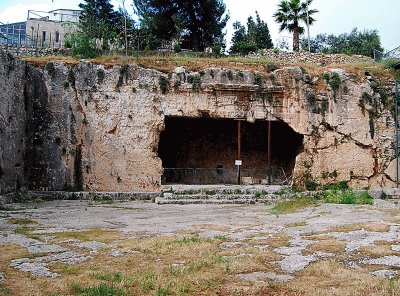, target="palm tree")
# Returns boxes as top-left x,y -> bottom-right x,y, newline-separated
273,0 -> 318,52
